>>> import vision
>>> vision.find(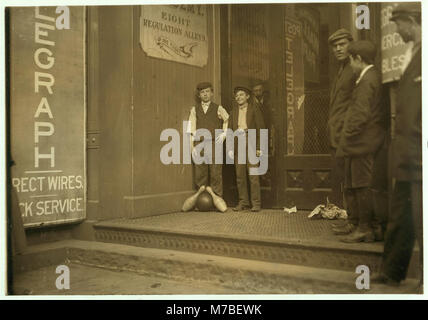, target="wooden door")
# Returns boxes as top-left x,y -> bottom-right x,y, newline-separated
281,5 -> 342,210
282,20 -> 333,210
220,3 -> 275,208
283,87 -> 335,209
221,3 -> 343,210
